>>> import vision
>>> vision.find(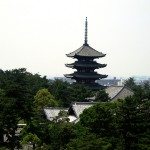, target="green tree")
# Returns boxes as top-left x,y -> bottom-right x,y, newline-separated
69,84 -> 92,102
124,77 -> 137,91
95,90 -> 110,102
0,89 -> 19,149
80,103 -> 116,137
0,68 -> 49,121
49,79 -> 93,107
141,81 -> 150,99
21,133 -> 41,149
49,79 -> 70,100
34,88 -> 58,112
0,89 -> 5,143
79,102 -> 121,149
49,79 -> 72,107
66,134 -> 112,150
116,97 -> 150,150
55,110 -> 69,123
0,68 -> 49,148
